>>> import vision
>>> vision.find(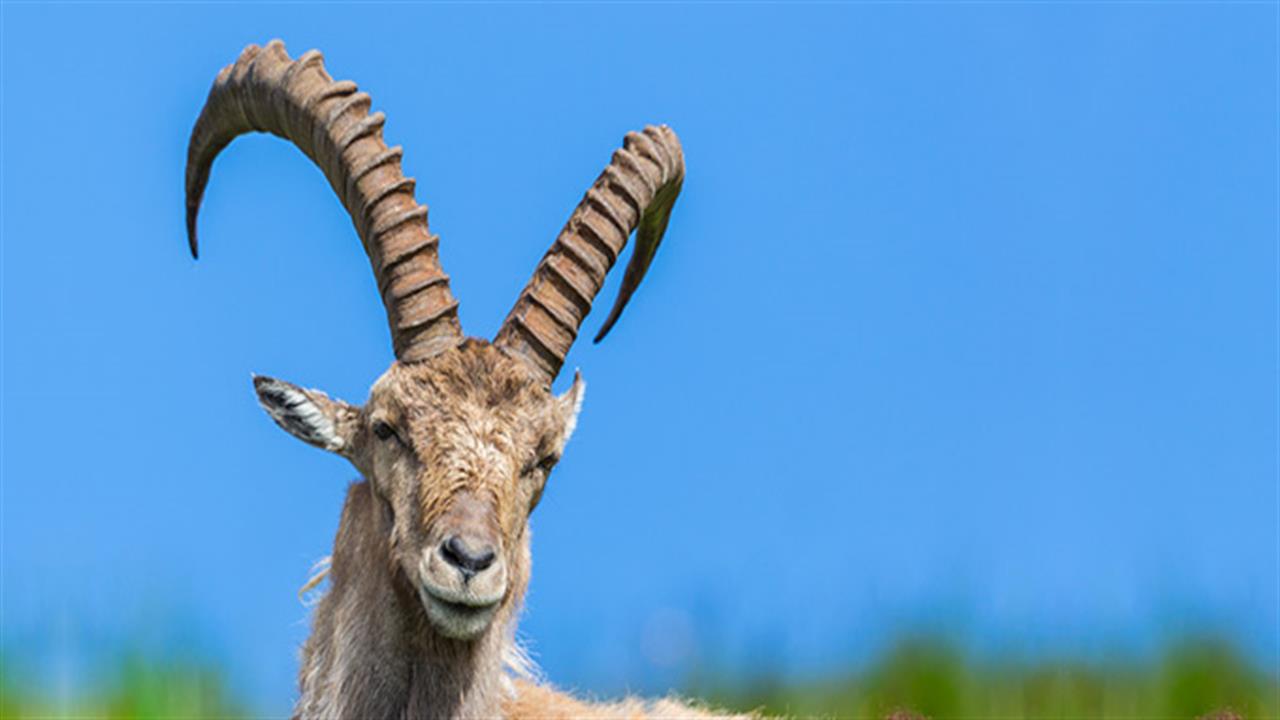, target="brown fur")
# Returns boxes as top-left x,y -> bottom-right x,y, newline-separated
504,680 -> 752,720
272,340 -> 750,719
